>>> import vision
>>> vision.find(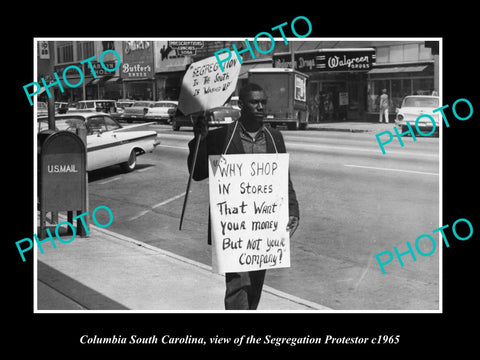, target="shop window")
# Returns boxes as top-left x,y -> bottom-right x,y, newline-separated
57,41 -> 73,63
391,79 -> 412,108
404,44 -> 419,62
368,79 -> 390,112
389,45 -> 404,63
412,78 -> 434,95
77,41 -> 95,60
375,46 -> 389,64
102,41 -> 115,51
